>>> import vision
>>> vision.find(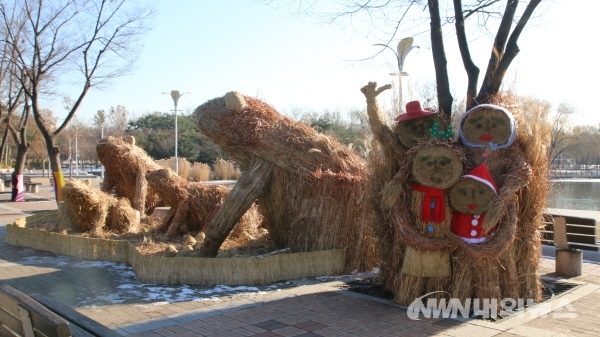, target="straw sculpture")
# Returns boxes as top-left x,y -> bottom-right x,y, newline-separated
380,141 -> 465,304
145,168 -> 261,239
456,102 -> 540,302
61,179 -> 140,236
448,163 -> 508,303
192,91 -> 377,271
97,136 -> 162,216
361,82 -> 450,291
501,97 -> 550,302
